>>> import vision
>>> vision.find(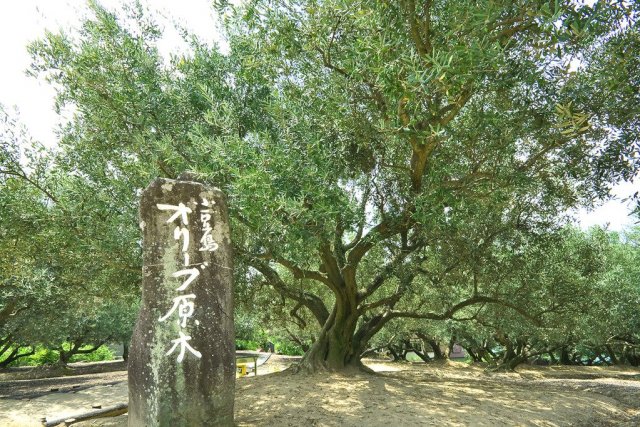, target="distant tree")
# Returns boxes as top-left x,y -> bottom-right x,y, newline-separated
0,104 -> 139,366
577,227 -> 640,366
449,226 -> 640,369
